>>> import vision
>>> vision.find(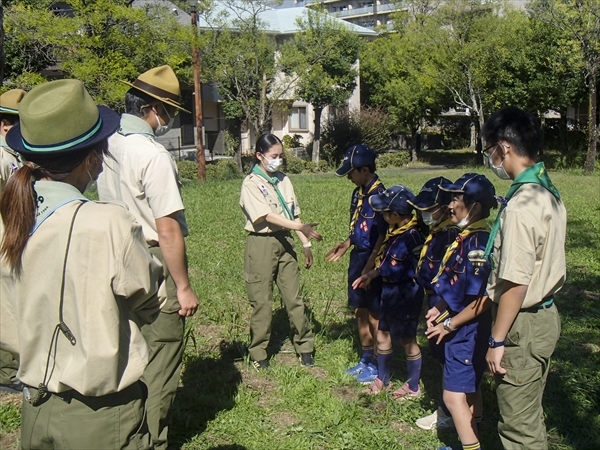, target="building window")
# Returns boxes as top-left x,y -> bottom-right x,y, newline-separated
289,107 -> 307,131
